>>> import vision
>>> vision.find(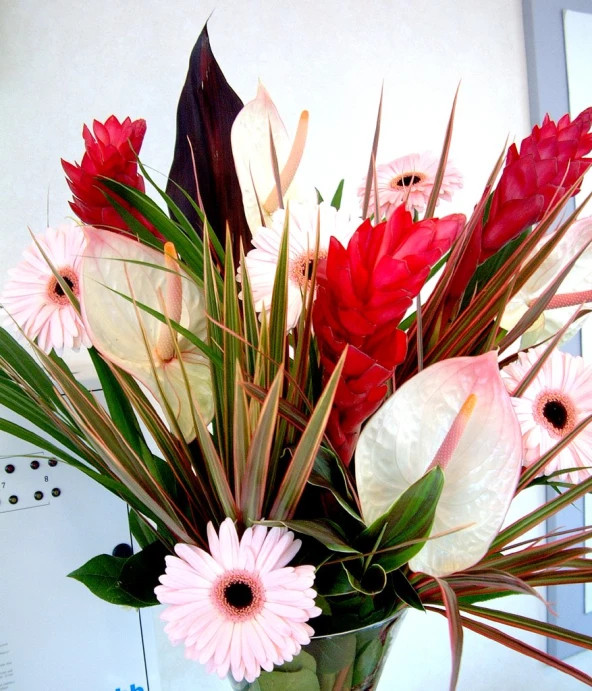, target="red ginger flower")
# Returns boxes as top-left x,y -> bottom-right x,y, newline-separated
62,115 -> 162,239
481,107 -> 592,260
313,205 -> 465,465
445,108 -> 592,310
